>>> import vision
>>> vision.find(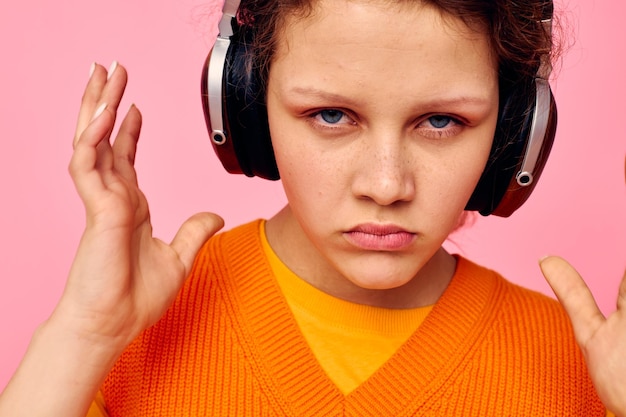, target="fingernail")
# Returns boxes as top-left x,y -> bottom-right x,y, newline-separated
107,61 -> 118,80
91,103 -> 108,121
89,62 -> 97,79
